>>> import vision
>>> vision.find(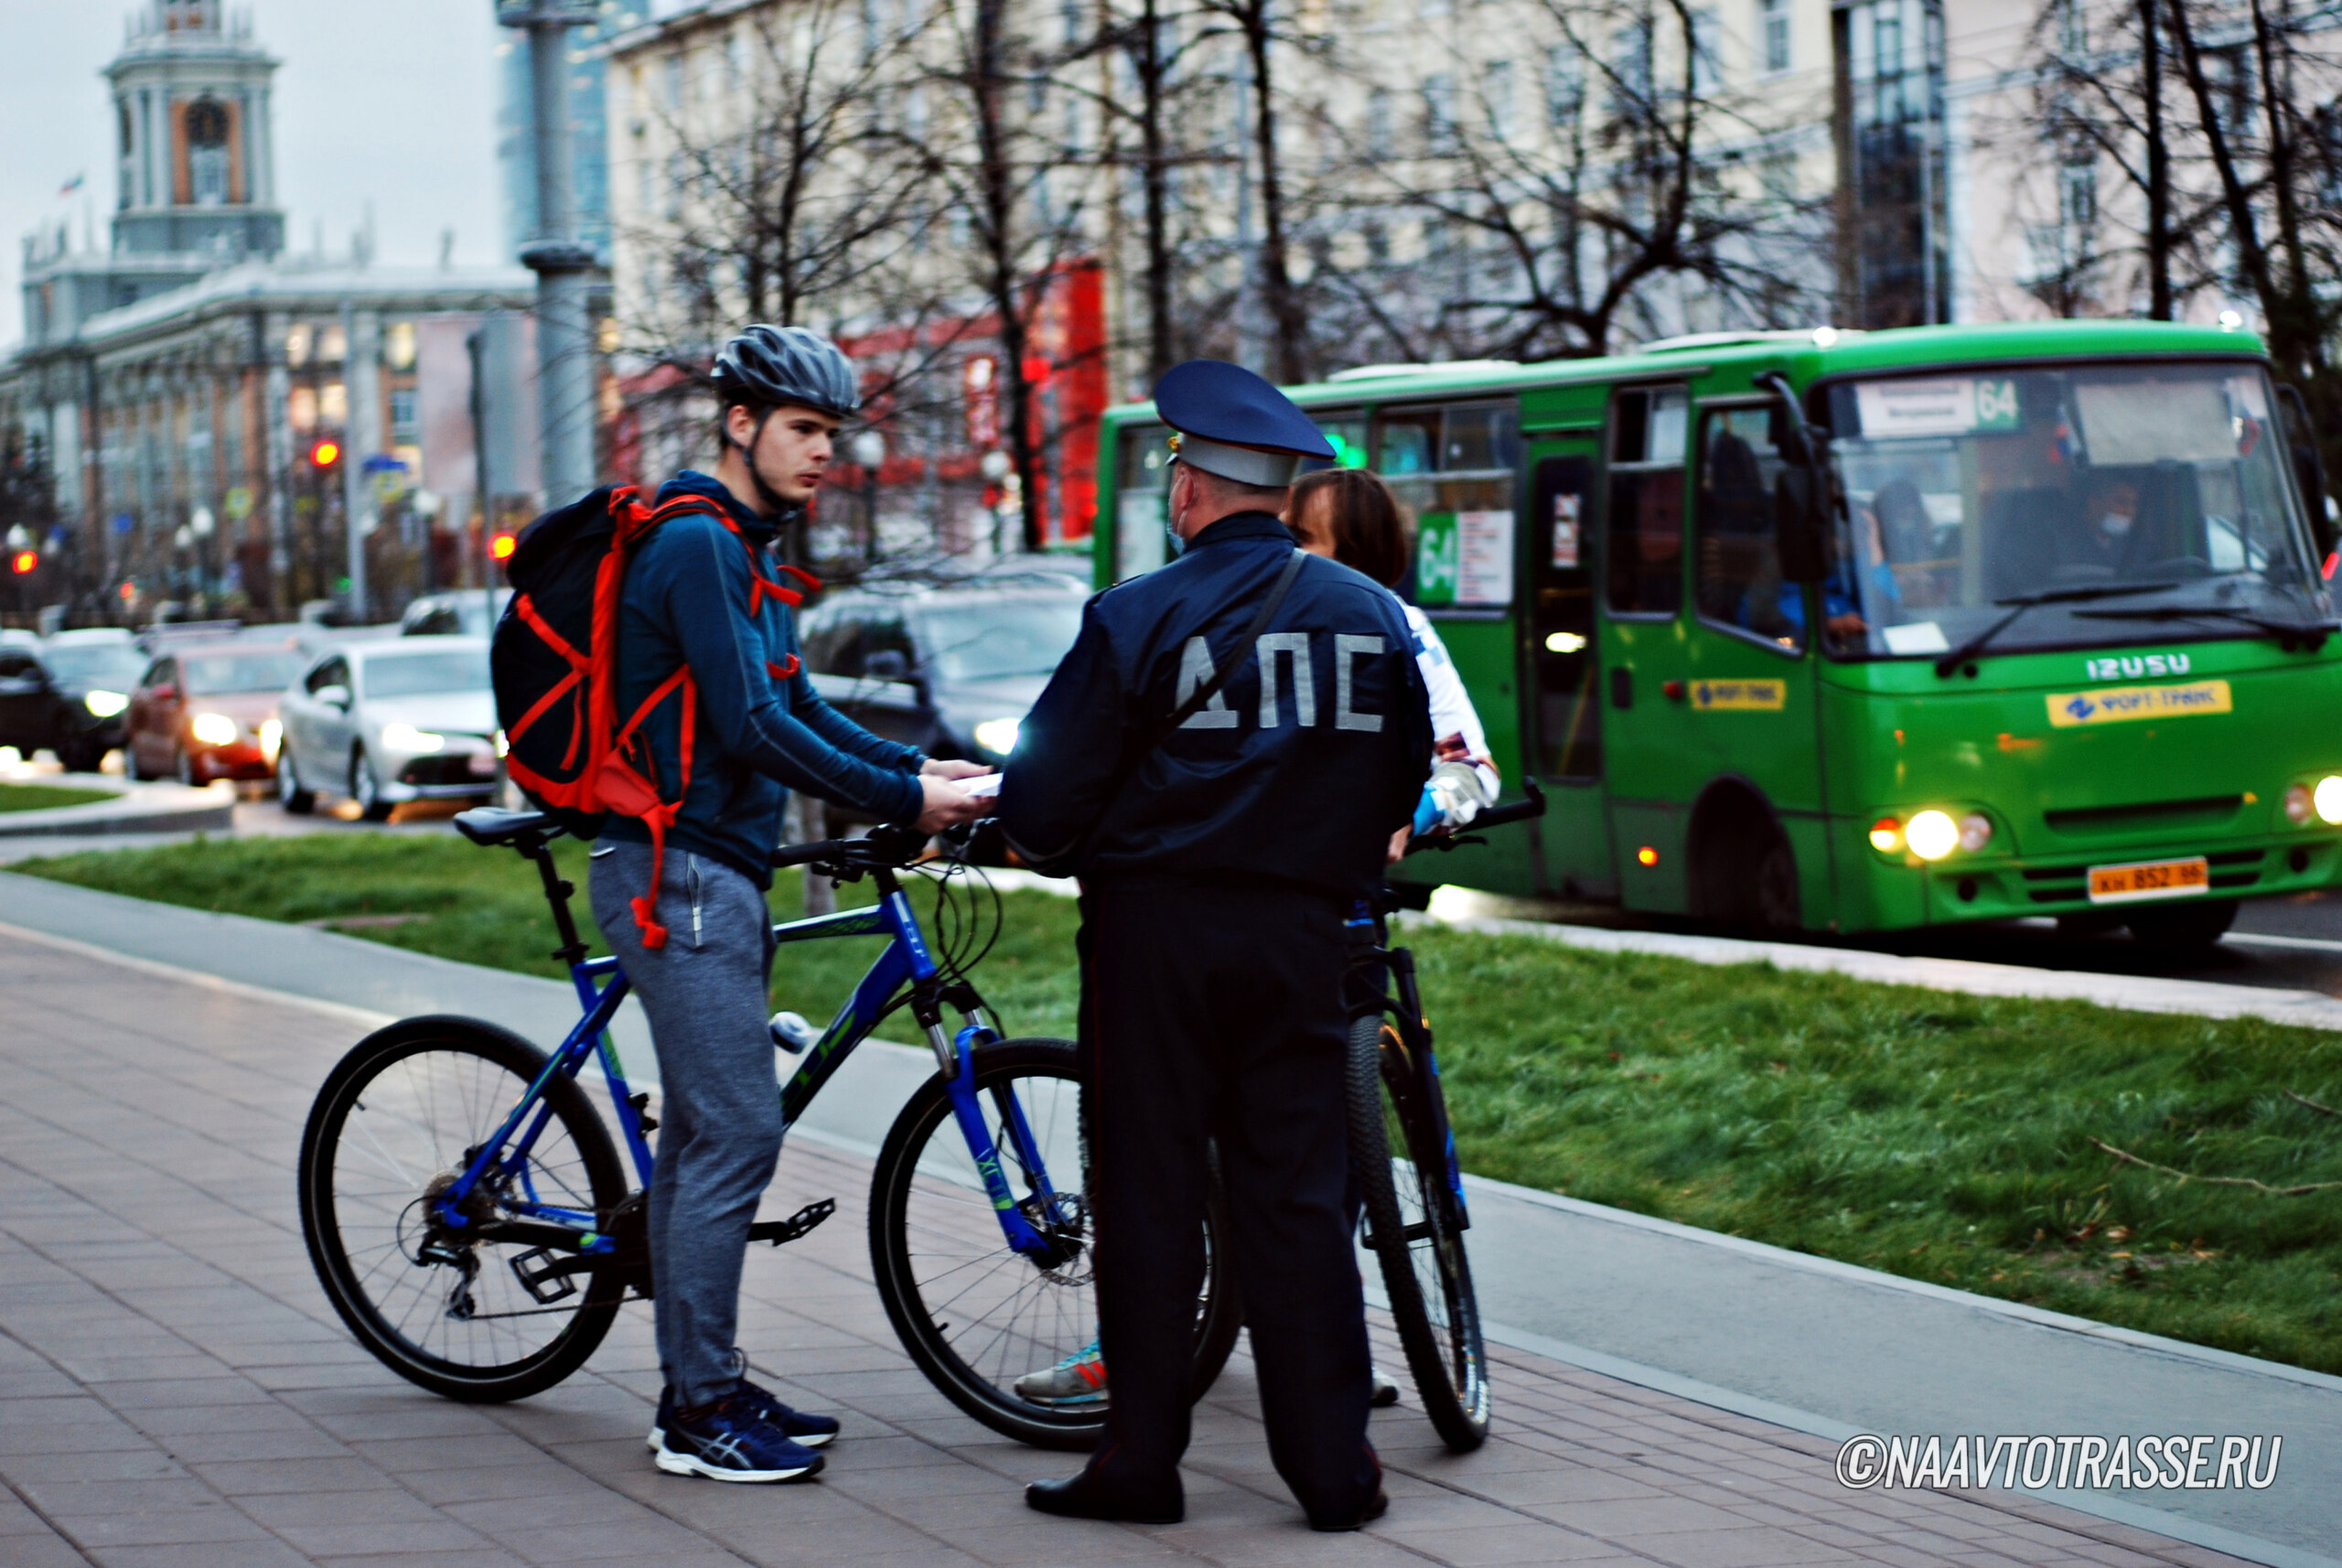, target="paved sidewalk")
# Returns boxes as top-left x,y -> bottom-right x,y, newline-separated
0,930 -> 2276,1568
